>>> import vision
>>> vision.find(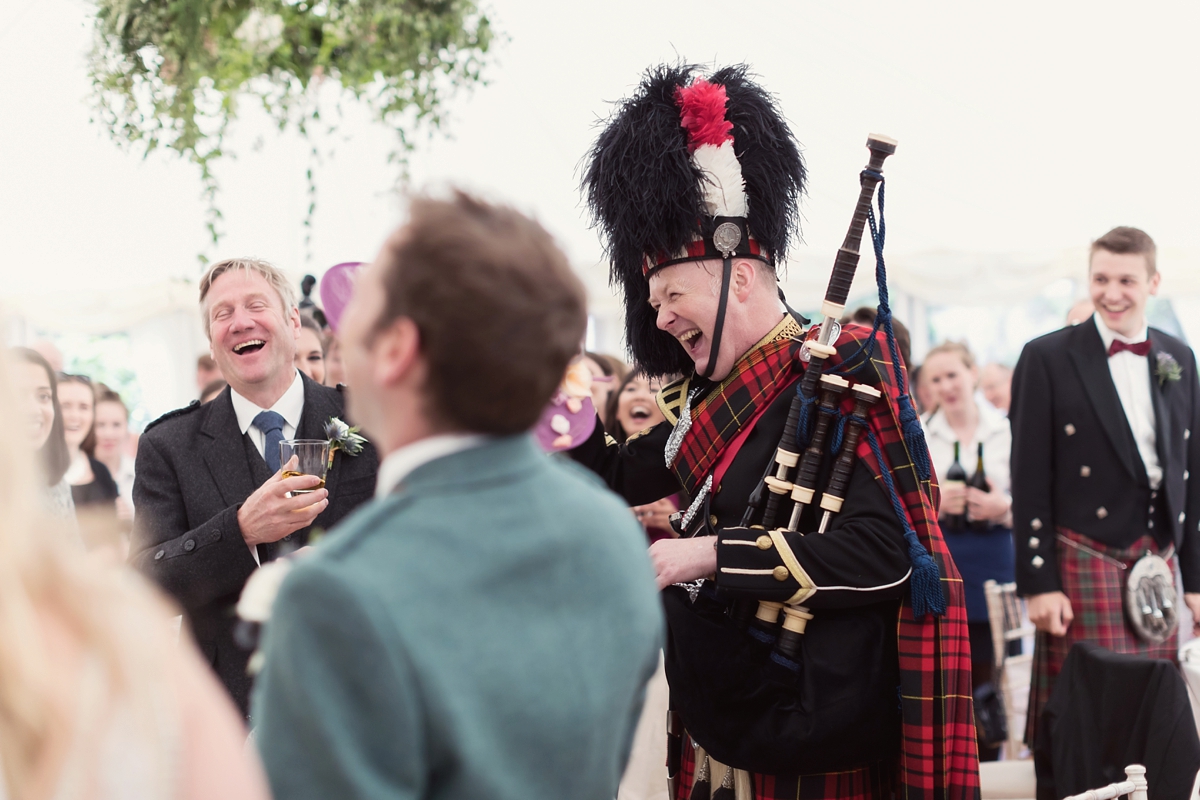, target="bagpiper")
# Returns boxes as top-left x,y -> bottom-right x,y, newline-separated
571,63 -> 980,799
